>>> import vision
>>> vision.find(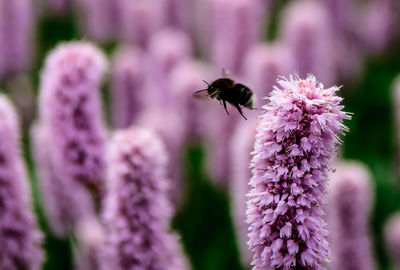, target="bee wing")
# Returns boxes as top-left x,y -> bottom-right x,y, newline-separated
192,89 -> 211,100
